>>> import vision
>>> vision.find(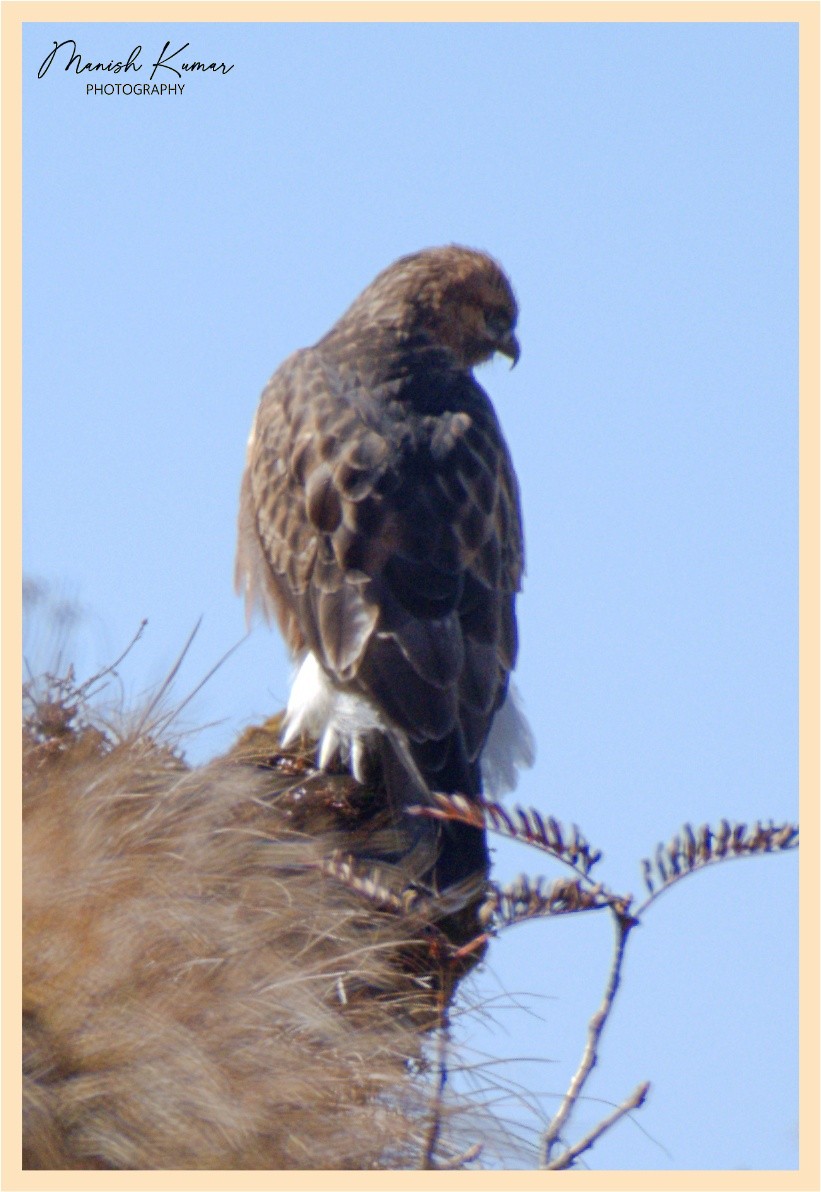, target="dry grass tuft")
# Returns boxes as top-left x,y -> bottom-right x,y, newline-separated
21,621 -> 798,1171
22,673 -> 487,1170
